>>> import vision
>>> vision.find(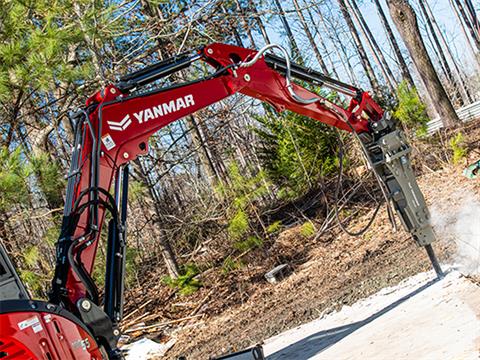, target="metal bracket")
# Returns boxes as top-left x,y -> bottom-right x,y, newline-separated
76,298 -> 123,359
